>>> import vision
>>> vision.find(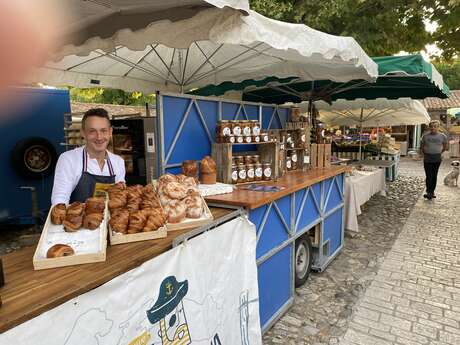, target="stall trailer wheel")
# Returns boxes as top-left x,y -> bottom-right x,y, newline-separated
295,234 -> 313,287
11,137 -> 57,179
